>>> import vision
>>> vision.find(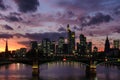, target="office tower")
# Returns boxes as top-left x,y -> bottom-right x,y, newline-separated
51,41 -> 56,54
42,38 -> 51,55
113,40 -> 119,49
104,36 -> 110,52
30,41 -> 38,57
80,34 -> 86,46
63,43 -> 69,54
79,34 -> 87,54
87,42 -> 92,53
67,24 -> 75,53
31,41 -> 38,50
58,37 -> 65,54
